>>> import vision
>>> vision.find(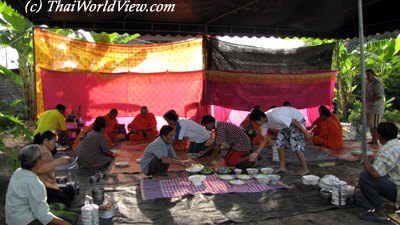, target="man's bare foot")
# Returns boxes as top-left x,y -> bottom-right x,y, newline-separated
297,169 -> 310,176
274,167 -> 287,173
